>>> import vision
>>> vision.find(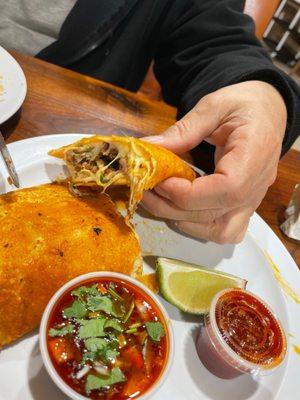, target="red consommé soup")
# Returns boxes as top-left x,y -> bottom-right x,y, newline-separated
46,277 -> 169,399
